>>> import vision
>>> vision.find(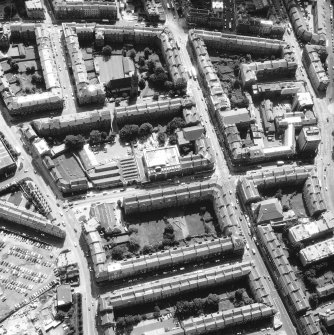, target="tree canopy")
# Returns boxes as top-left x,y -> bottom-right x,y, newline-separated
64,135 -> 85,150
102,45 -> 112,57
139,123 -> 153,137
89,130 -> 101,145
119,124 -> 139,142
